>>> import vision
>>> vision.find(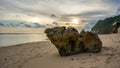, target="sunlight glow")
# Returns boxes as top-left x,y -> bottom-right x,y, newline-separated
72,18 -> 79,24
31,18 -> 40,23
